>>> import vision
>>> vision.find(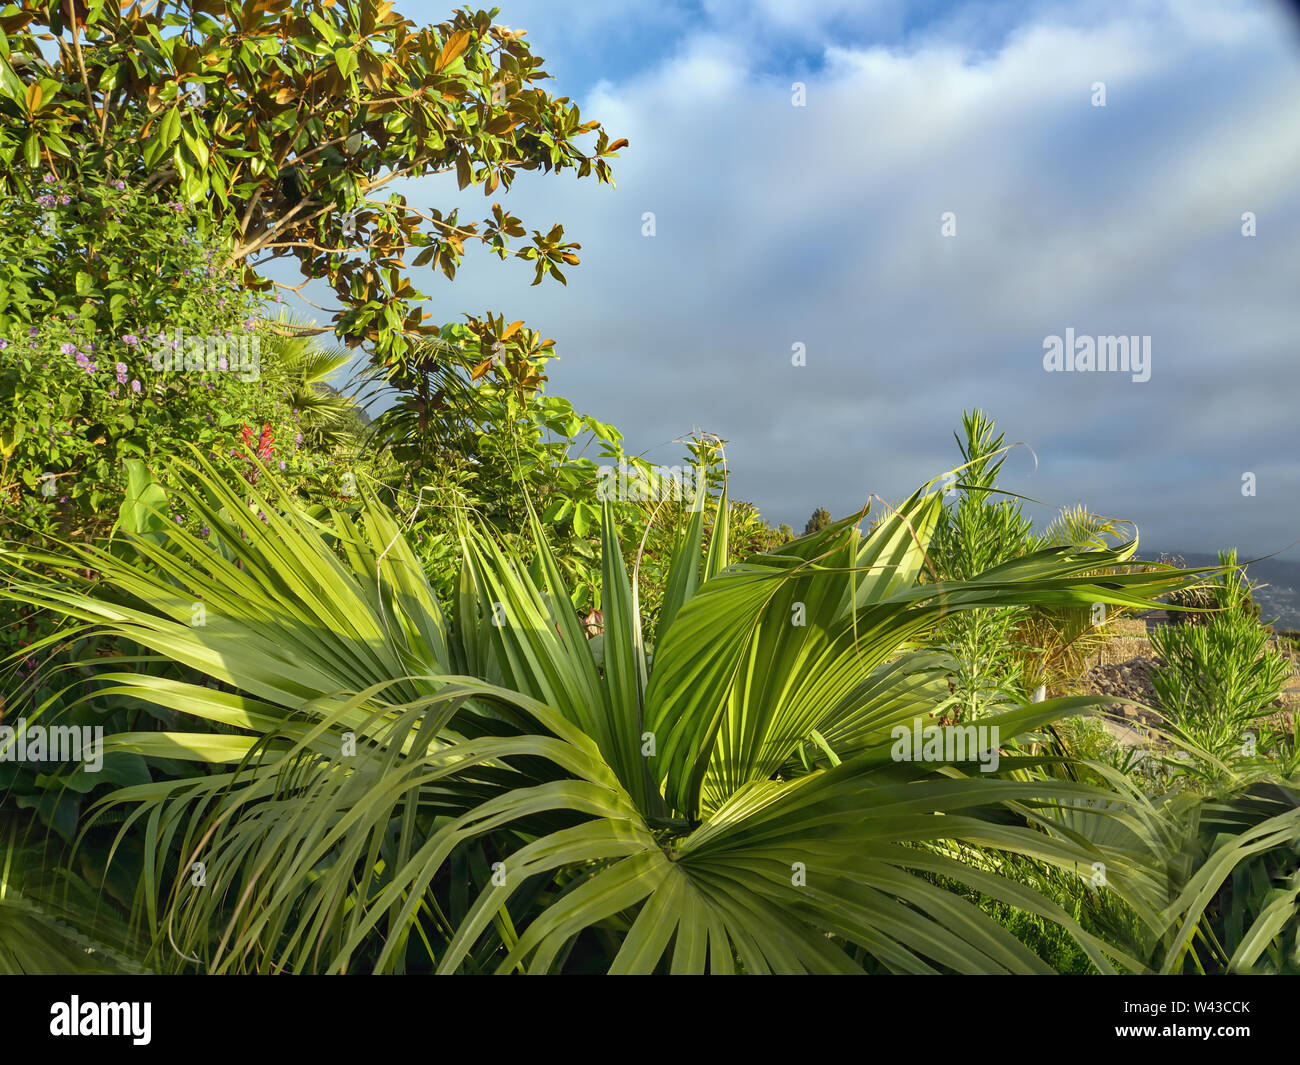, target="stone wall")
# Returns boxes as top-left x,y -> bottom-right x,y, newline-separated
1091,636 -> 1154,667
1076,623 -> 1300,722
